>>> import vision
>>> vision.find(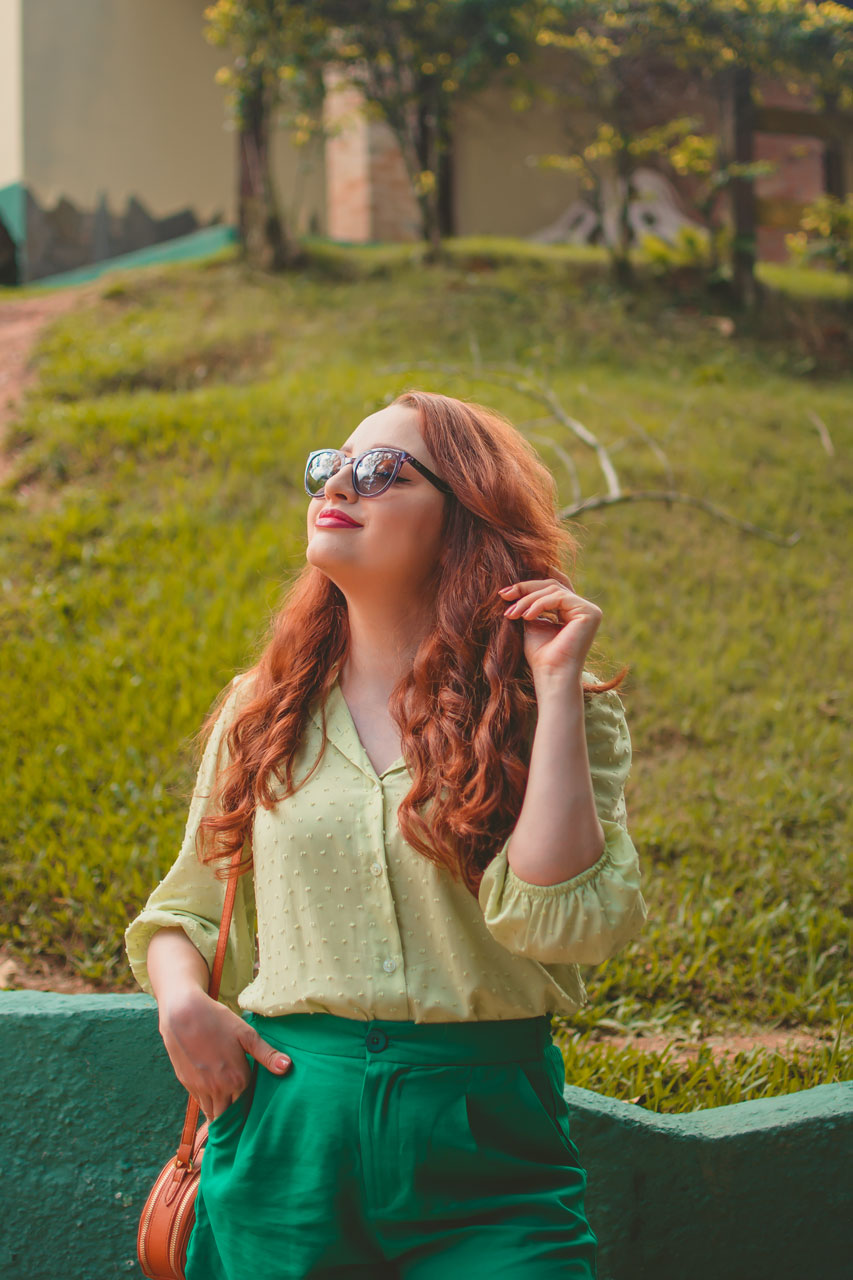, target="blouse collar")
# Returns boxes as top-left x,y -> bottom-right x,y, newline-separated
308,675 -> 407,784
